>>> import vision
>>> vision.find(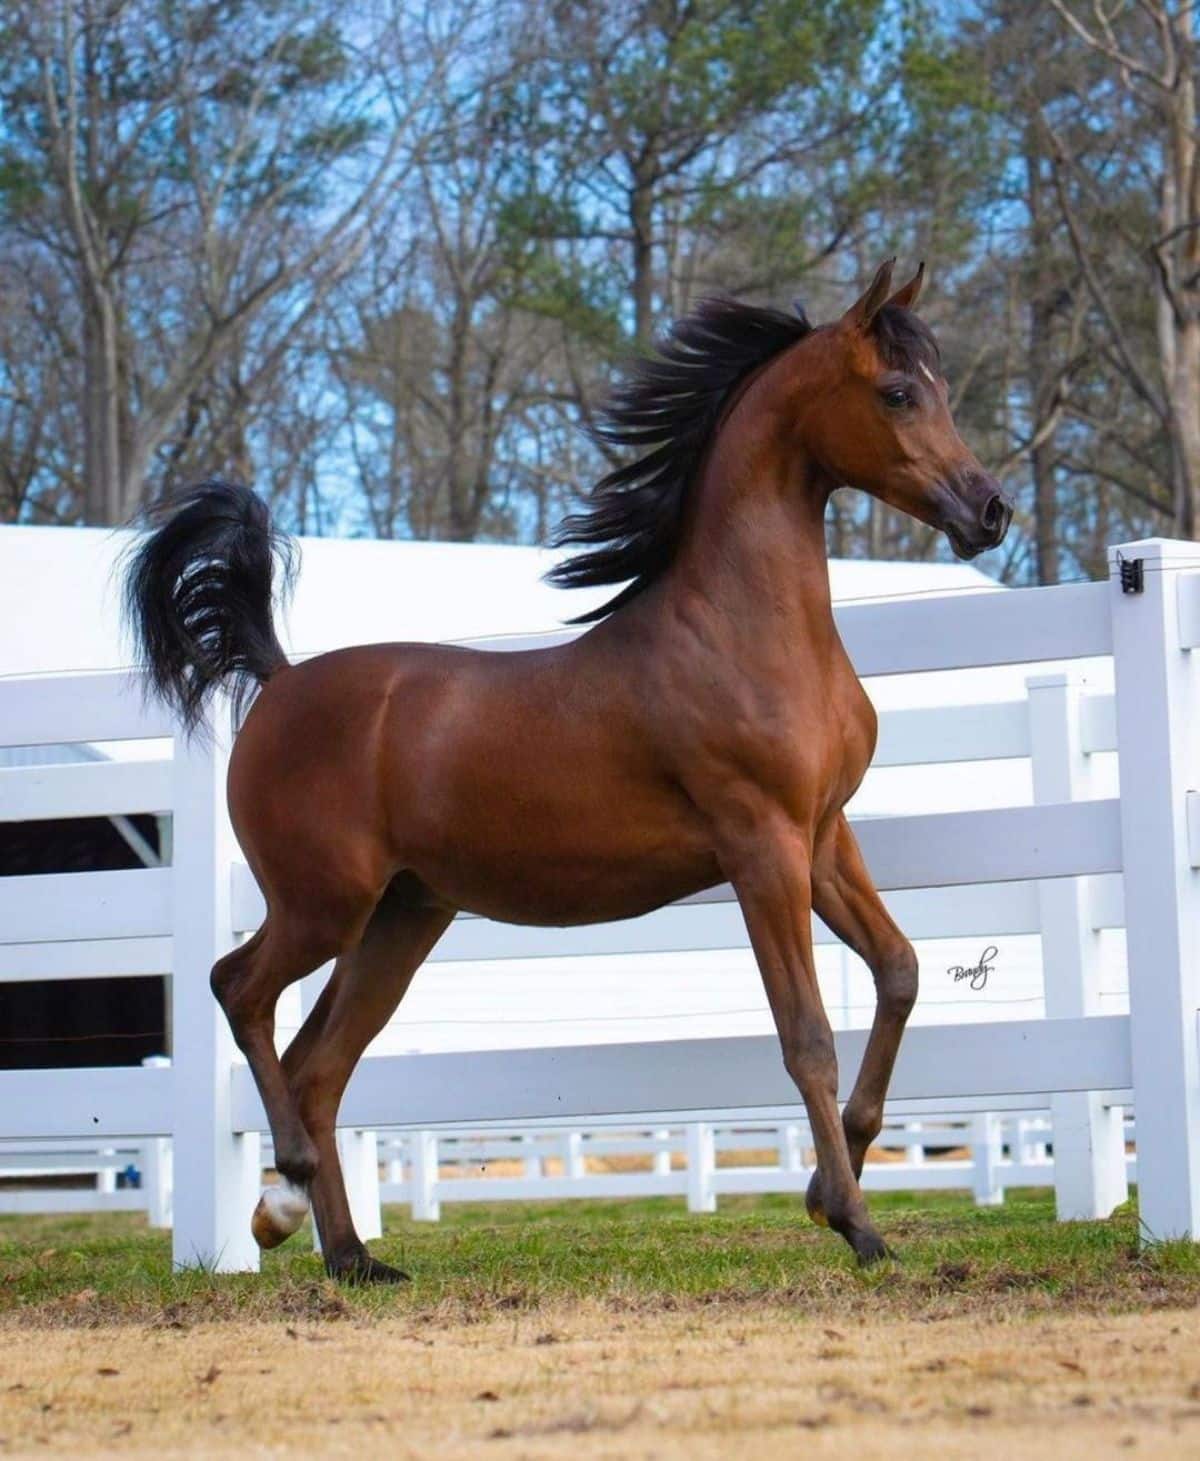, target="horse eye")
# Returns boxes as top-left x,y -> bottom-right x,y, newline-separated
881,387 -> 912,410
